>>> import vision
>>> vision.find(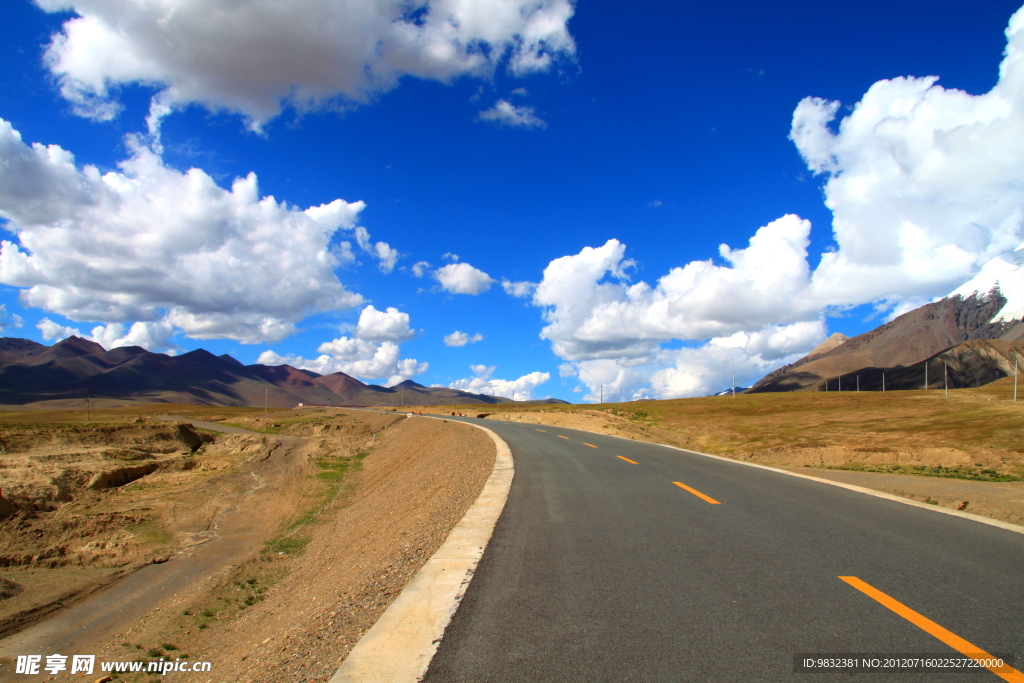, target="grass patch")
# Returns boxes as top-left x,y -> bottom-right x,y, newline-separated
825,462 -> 1024,482
175,565 -> 281,633
264,536 -> 311,554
